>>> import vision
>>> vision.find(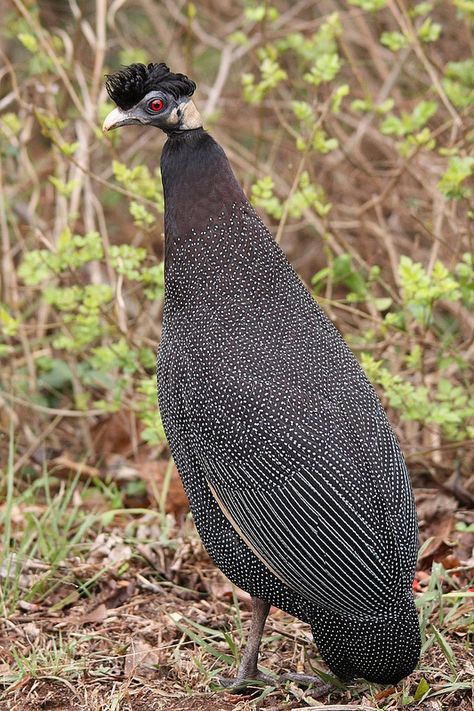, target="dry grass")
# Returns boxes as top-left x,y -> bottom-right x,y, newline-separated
1,468 -> 473,710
